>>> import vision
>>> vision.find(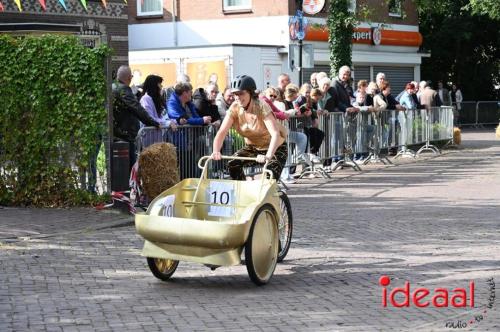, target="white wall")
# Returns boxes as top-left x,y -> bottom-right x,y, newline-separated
129,16 -> 290,51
